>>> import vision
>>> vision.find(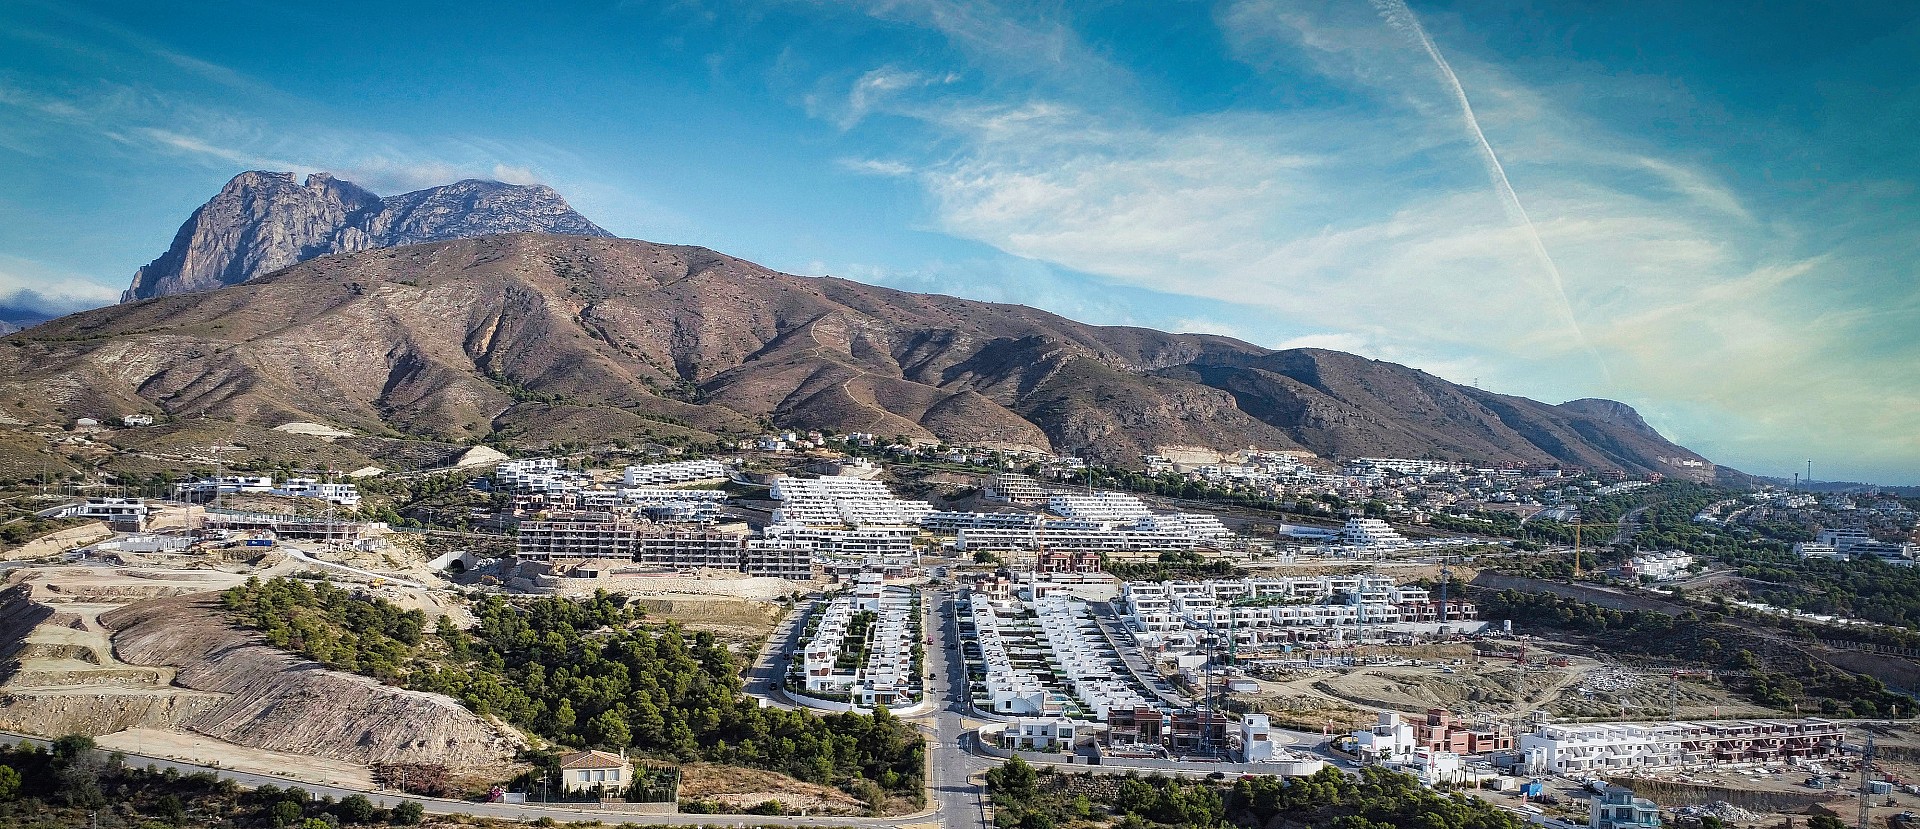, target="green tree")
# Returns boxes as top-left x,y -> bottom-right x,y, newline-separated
335,793 -> 379,824
389,801 -> 425,825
